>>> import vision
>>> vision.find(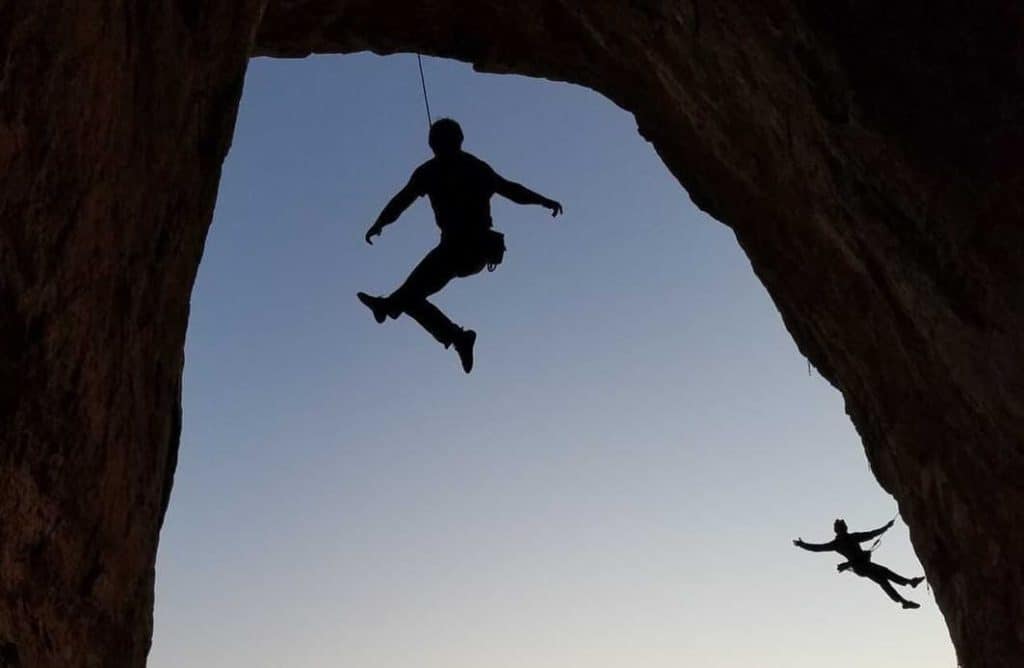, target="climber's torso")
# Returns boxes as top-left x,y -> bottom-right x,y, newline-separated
411,151 -> 498,240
